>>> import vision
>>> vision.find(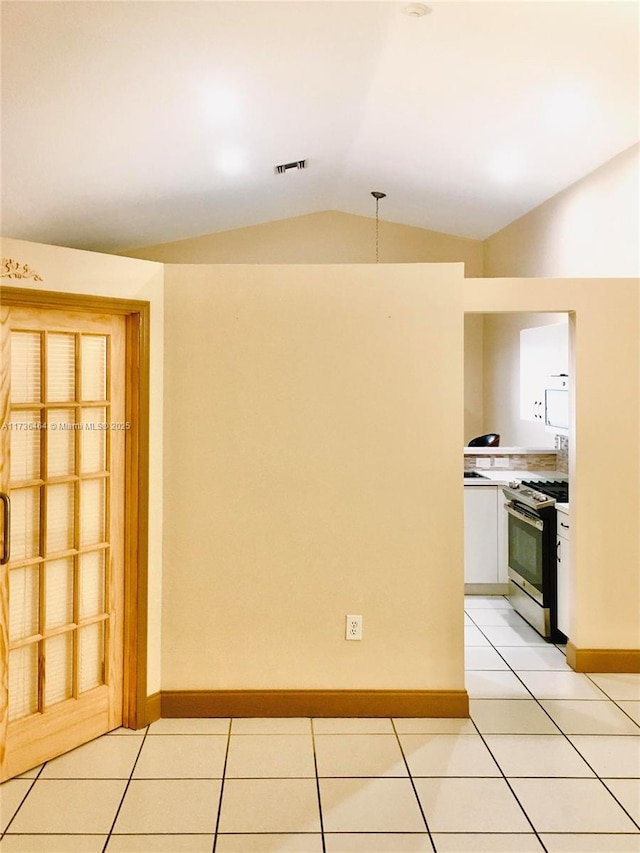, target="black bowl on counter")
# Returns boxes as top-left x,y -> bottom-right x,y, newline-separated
468,433 -> 500,447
